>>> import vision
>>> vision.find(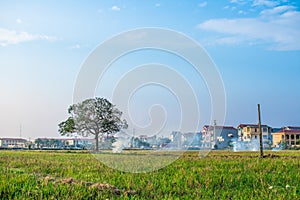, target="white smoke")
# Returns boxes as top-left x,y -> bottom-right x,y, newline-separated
112,131 -> 131,153
232,138 -> 261,152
